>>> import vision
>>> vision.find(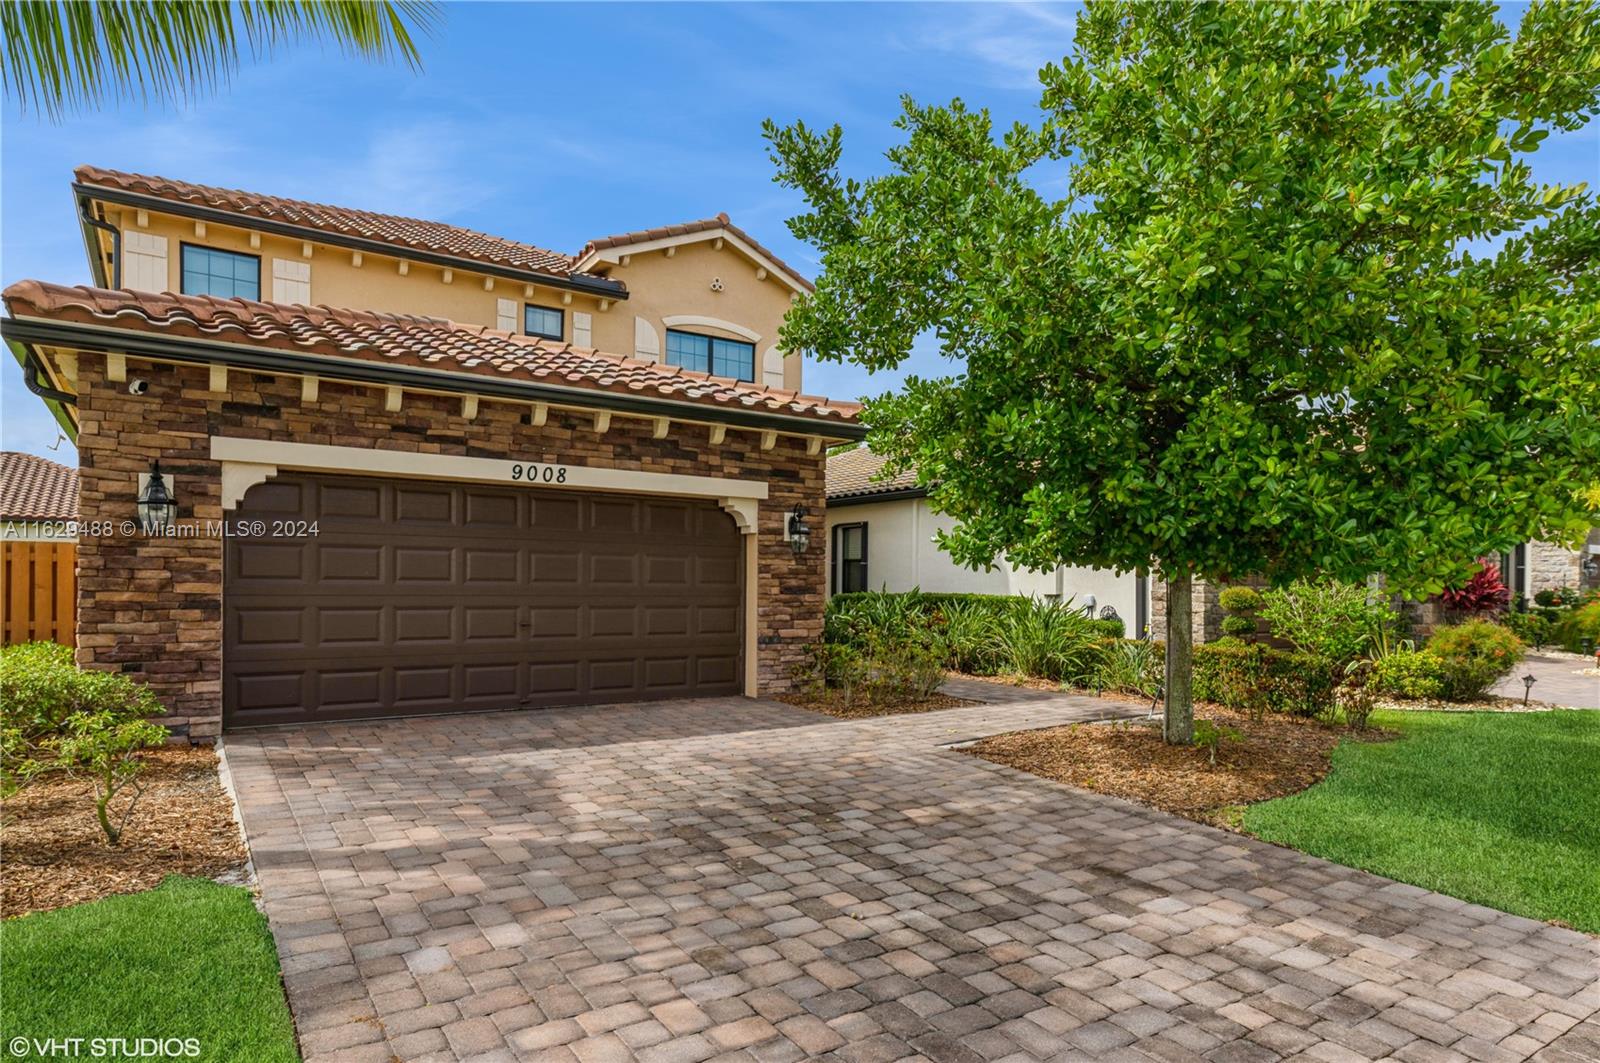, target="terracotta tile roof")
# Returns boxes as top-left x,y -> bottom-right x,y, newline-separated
1,451 -> 78,521
3,281 -> 861,429
75,165 -> 610,286
827,446 -> 923,501
582,213 -> 815,292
